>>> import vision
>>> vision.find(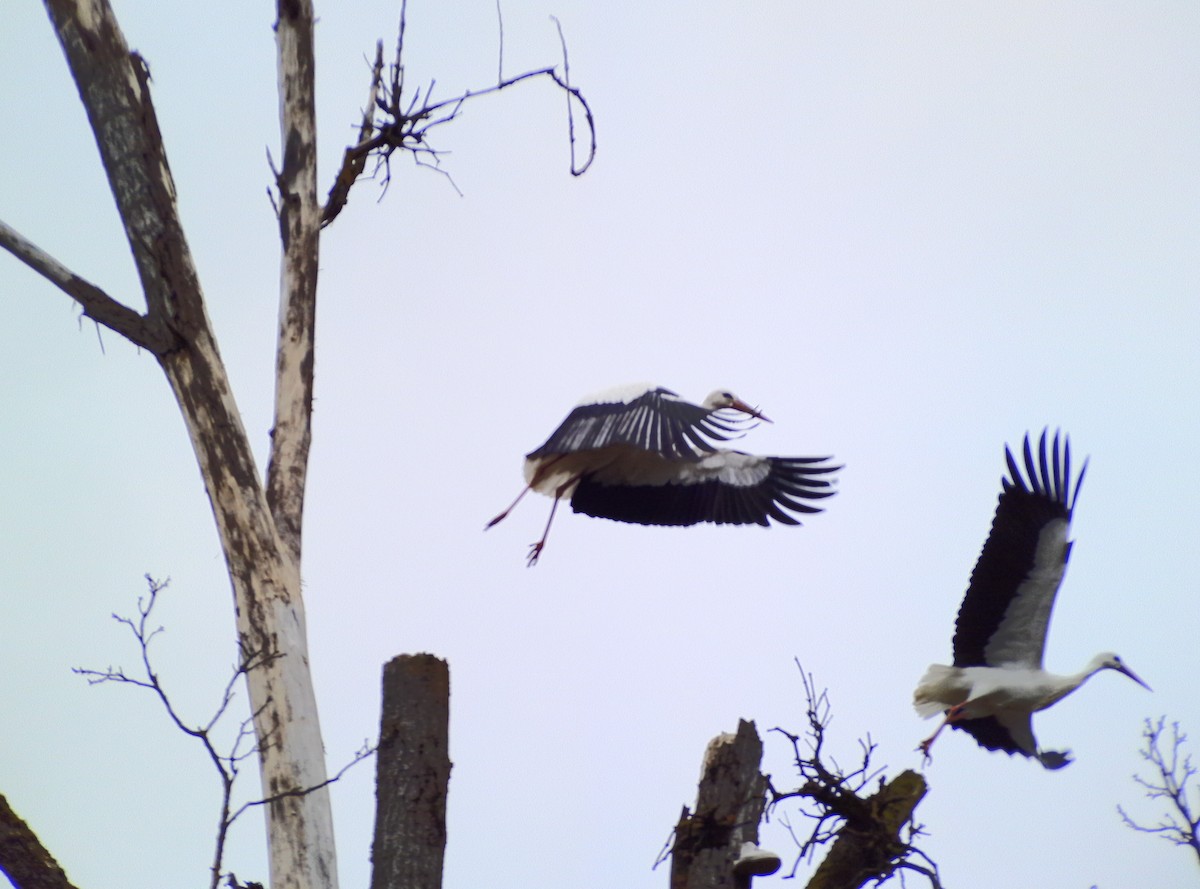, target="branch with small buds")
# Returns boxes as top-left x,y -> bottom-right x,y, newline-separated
1119,716 -> 1200,866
